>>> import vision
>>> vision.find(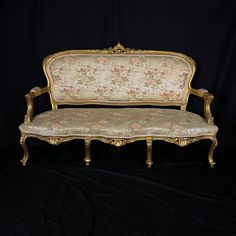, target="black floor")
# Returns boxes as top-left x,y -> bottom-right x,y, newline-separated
0,141 -> 236,236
